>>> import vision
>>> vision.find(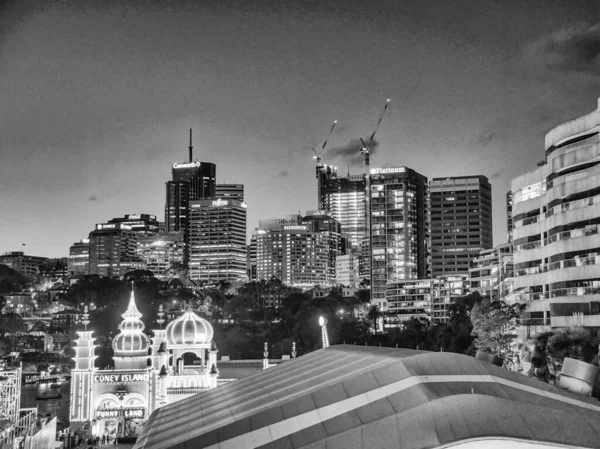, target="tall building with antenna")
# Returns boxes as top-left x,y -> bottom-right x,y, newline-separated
165,129 -> 216,266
